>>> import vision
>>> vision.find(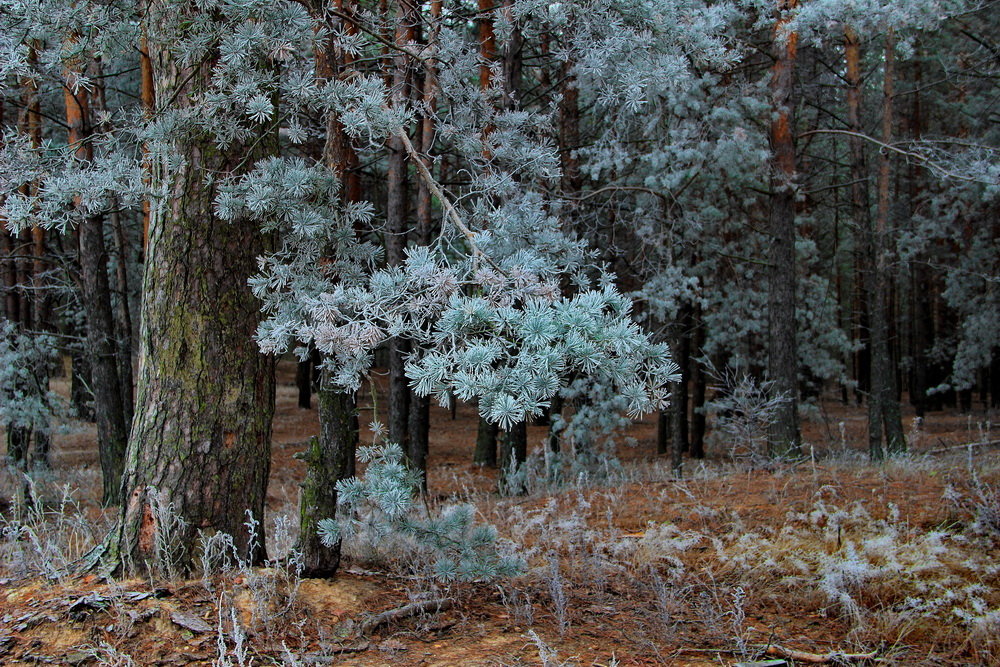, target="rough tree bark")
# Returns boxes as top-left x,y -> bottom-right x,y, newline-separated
406,0 -> 442,492
766,0 -> 801,458
300,371 -> 358,577
386,0 -> 416,453
106,0 -> 276,572
844,25 -> 871,411
92,57 -> 136,438
689,315 -> 706,459
474,413 -> 498,467
65,55 -> 131,505
868,28 -> 905,457
296,0 -> 362,576
498,421 -> 527,494
1,97 -> 32,473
